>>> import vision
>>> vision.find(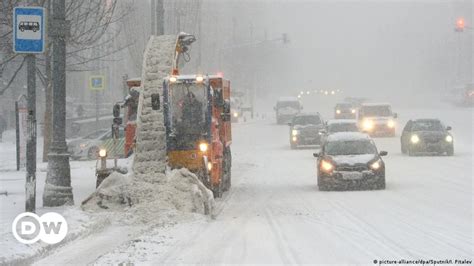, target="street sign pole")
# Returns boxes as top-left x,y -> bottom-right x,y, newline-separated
13,5 -> 45,213
25,53 -> 36,213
